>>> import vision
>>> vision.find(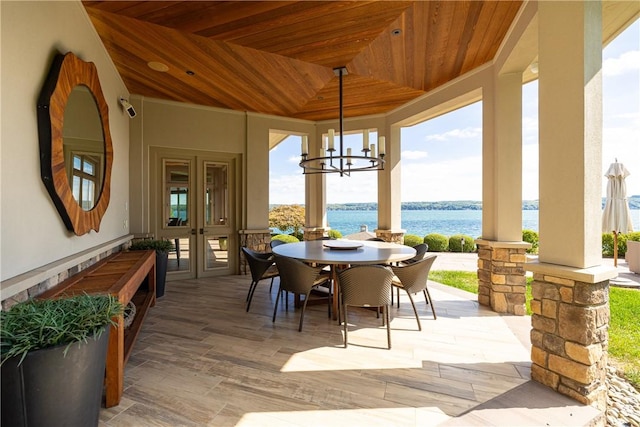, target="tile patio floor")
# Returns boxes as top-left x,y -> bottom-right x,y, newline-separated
99,260 -> 606,426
